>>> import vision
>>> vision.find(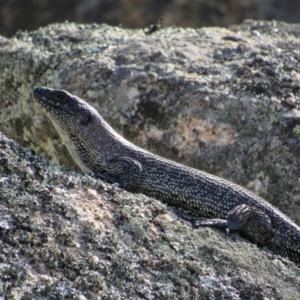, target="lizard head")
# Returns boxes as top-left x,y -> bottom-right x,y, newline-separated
32,86 -> 99,127
32,86 -> 116,172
